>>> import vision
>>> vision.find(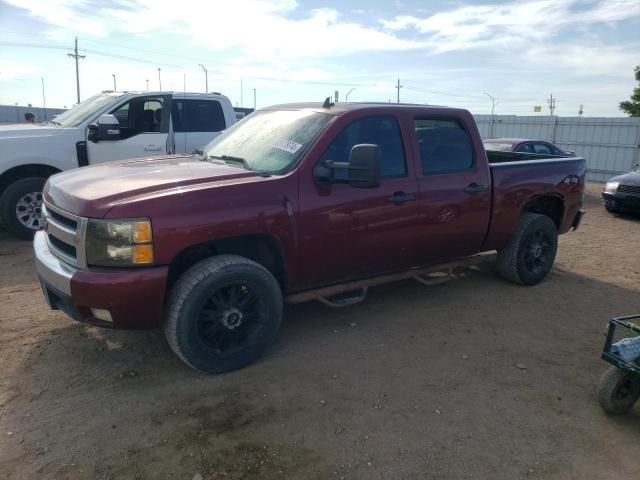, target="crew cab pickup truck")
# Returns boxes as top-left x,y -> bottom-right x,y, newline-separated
0,91 -> 236,239
34,102 -> 586,373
